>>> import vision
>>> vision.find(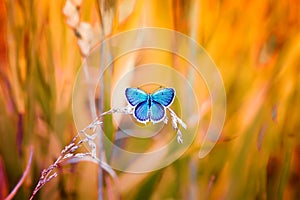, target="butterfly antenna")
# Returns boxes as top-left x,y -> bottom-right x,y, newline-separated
154,85 -> 164,91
